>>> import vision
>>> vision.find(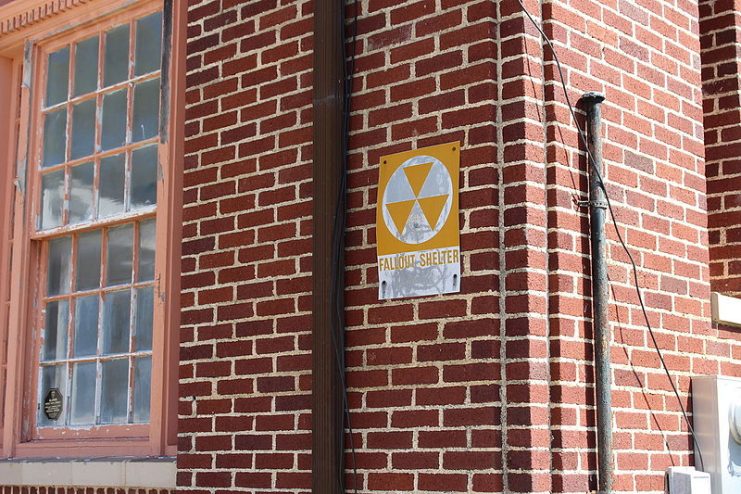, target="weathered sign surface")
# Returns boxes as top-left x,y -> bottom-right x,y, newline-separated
376,142 -> 460,300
